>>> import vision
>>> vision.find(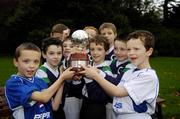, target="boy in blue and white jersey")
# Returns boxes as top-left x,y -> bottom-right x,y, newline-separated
80,35 -> 113,119
5,42 -> 75,119
80,30 -> 159,119
107,34 -> 135,85
105,34 -> 135,119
